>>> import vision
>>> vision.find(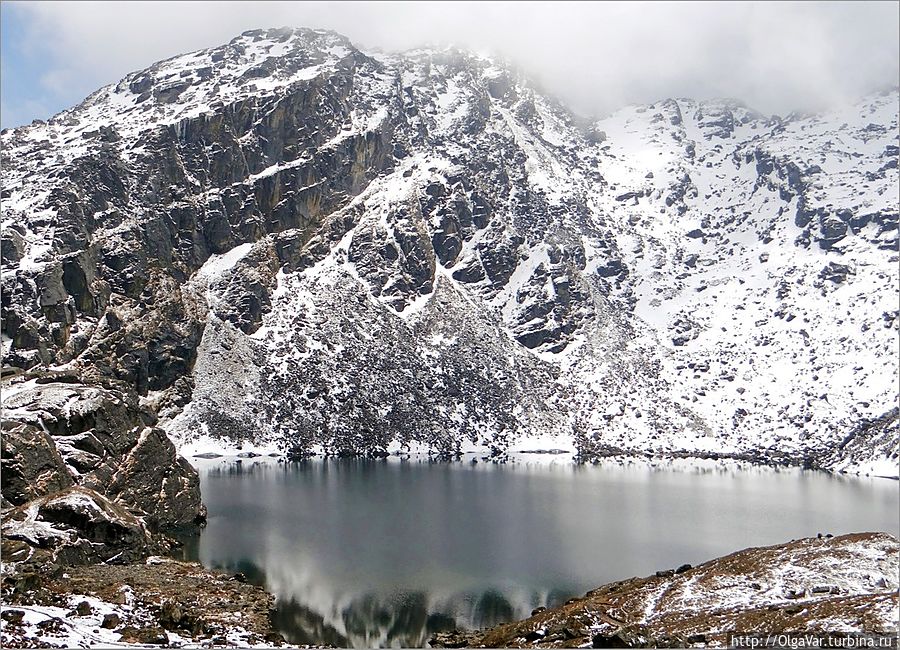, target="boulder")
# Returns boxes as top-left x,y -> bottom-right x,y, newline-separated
0,422 -> 73,506
104,427 -> 203,529
2,487 -> 165,566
